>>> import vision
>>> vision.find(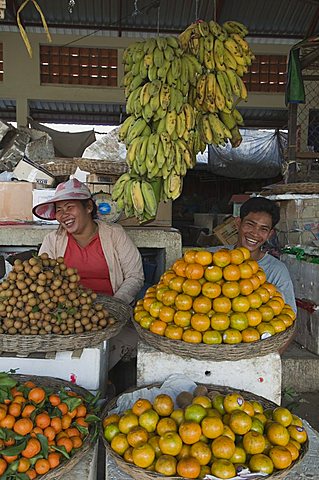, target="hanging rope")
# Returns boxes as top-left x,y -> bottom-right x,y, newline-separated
156,4 -> 160,36
17,0 -> 52,58
213,0 -> 217,21
195,0 -> 199,20
132,0 -> 141,16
